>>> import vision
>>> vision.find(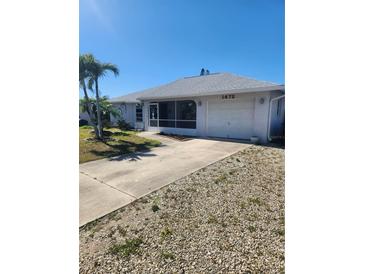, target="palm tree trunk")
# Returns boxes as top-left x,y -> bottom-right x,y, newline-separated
81,80 -> 99,138
95,78 -> 103,139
